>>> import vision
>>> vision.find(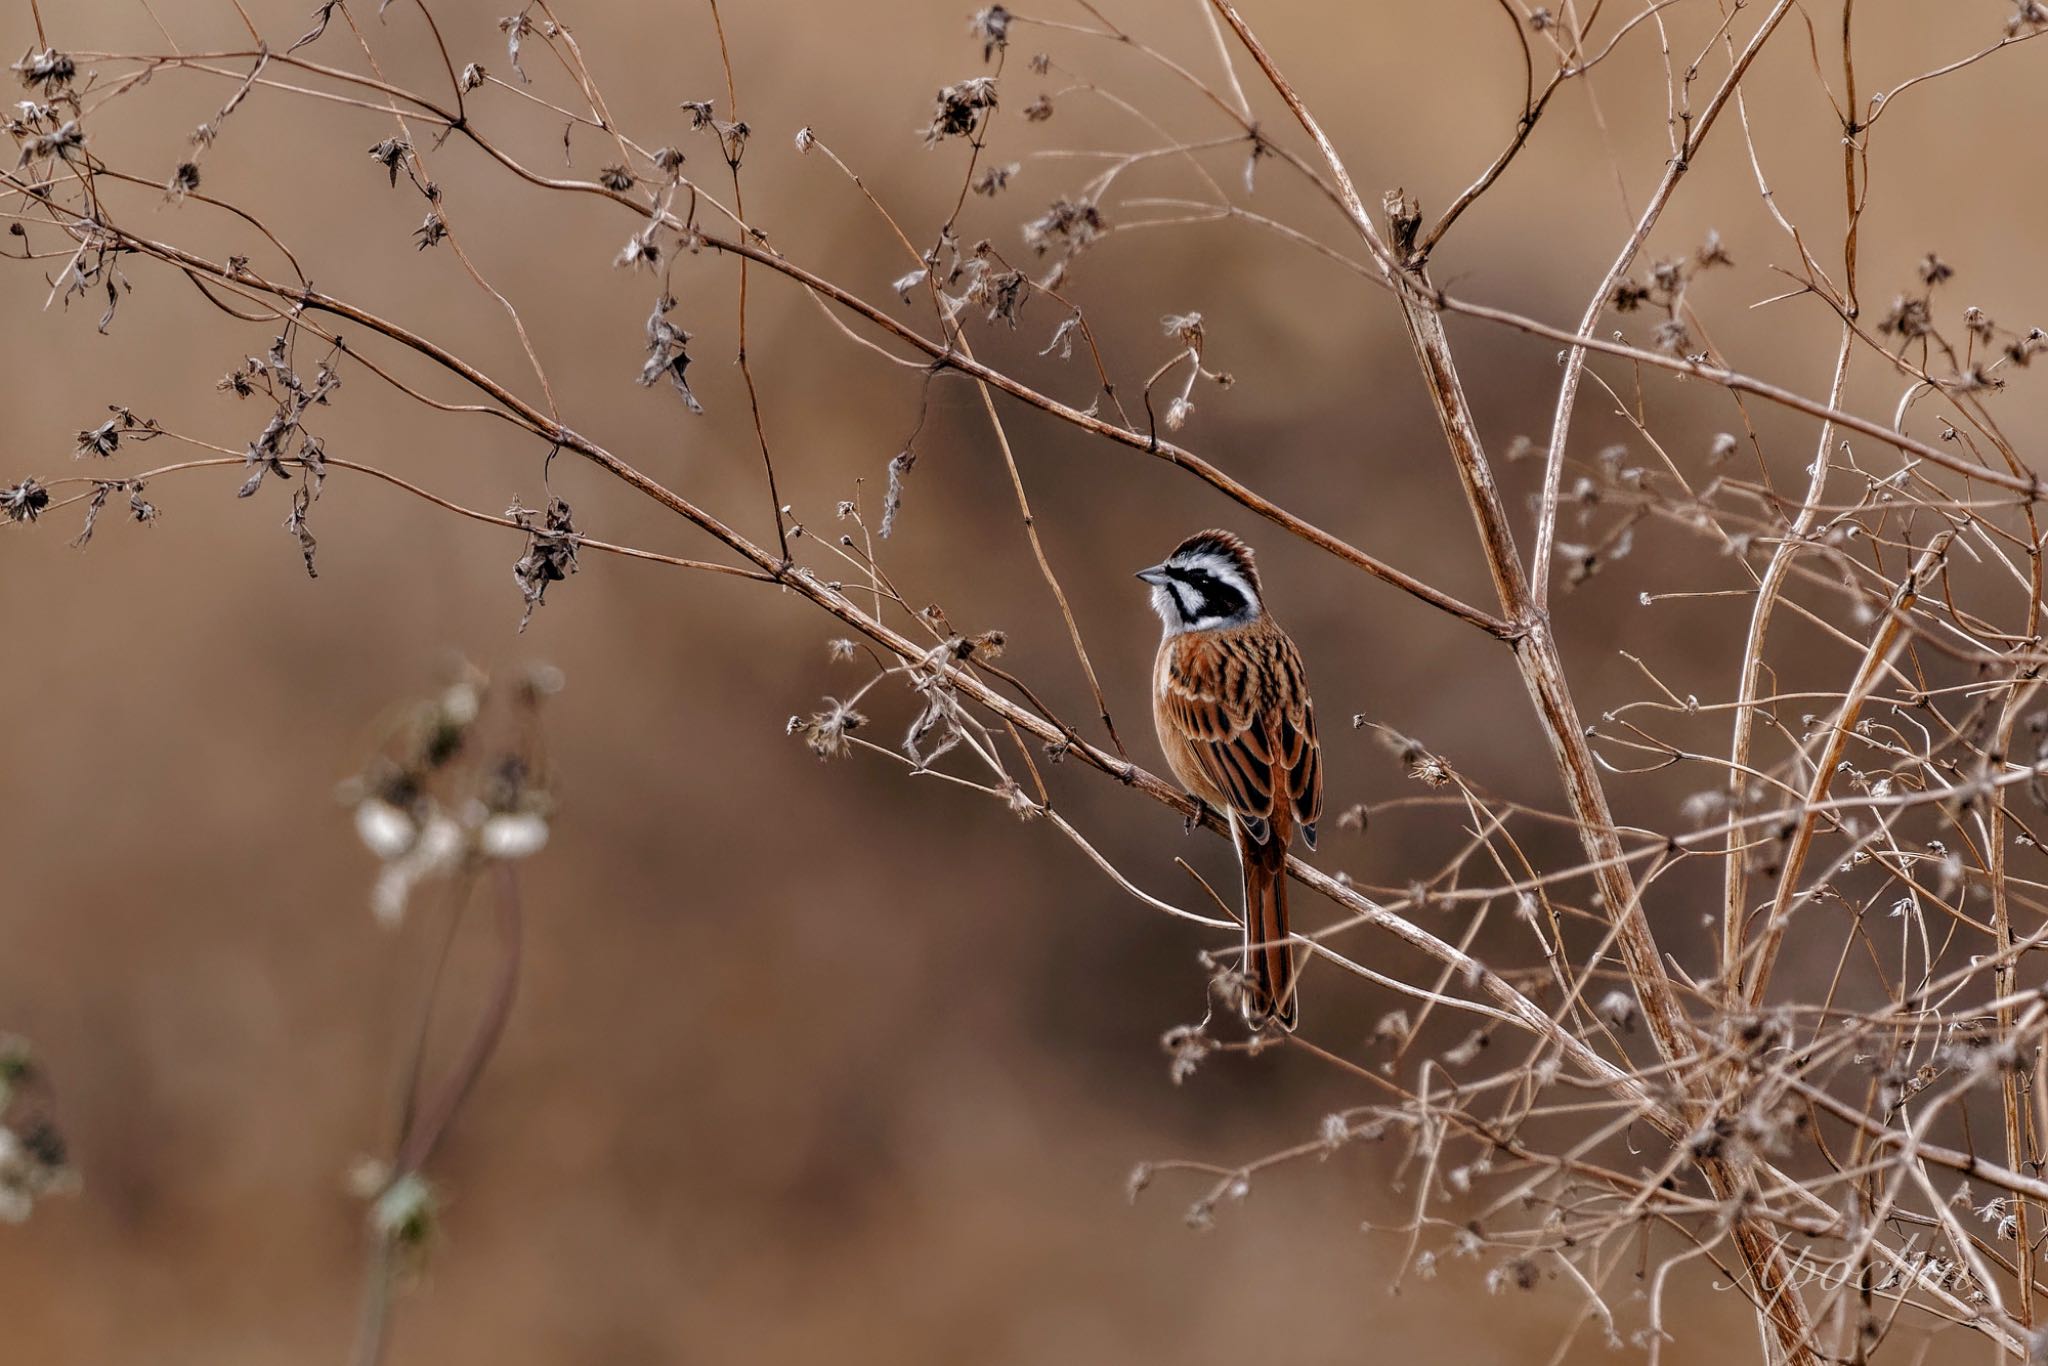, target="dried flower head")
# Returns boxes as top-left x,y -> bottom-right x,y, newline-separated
367,136 -> 410,187
972,162 -> 1017,196
615,225 -> 663,272
74,419 -> 120,459
2,478 -> 50,522
12,49 -> 76,97
1595,990 -> 1640,1032
1611,277 -> 1651,312
18,119 -> 85,166
924,77 -> 998,146
1879,294 -> 1933,339
498,13 -> 534,82
638,295 -> 703,412
1022,199 -> 1104,261
1652,318 -> 1695,356
970,6 -> 1011,61
509,496 -> 580,630
788,698 -> 866,760
879,449 -> 917,538
1407,749 -> 1451,786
